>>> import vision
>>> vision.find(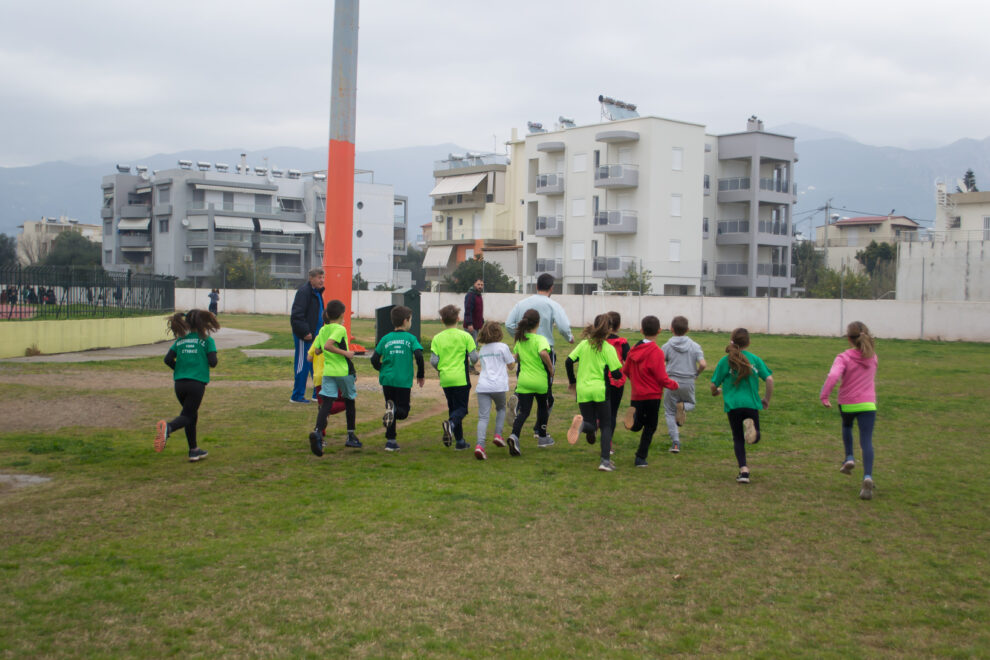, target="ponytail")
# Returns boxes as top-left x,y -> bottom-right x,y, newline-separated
726,327 -> 752,384
515,308 -> 540,342
169,308 -> 220,339
582,314 -> 610,350
166,312 -> 189,338
846,321 -> 875,359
